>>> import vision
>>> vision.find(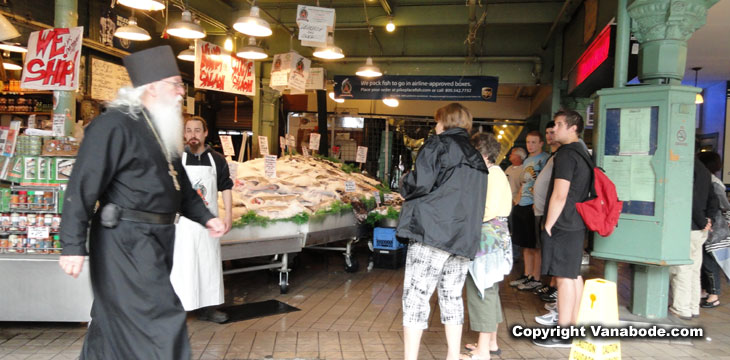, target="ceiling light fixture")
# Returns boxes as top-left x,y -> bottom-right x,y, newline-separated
356,57 -> 382,78
0,14 -> 20,41
382,98 -> 399,107
167,10 -> 206,39
329,92 -> 345,103
233,6 -> 272,37
237,37 -> 268,60
114,16 -> 151,41
177,44 -> 196,62
314,33 -> 345,60
117,0 -> 165,11
386,18 -> 395,32
692,66 -> 704,105
2,59 -> 22,71
0,42 -> 27,53
224,36 -> 234,52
